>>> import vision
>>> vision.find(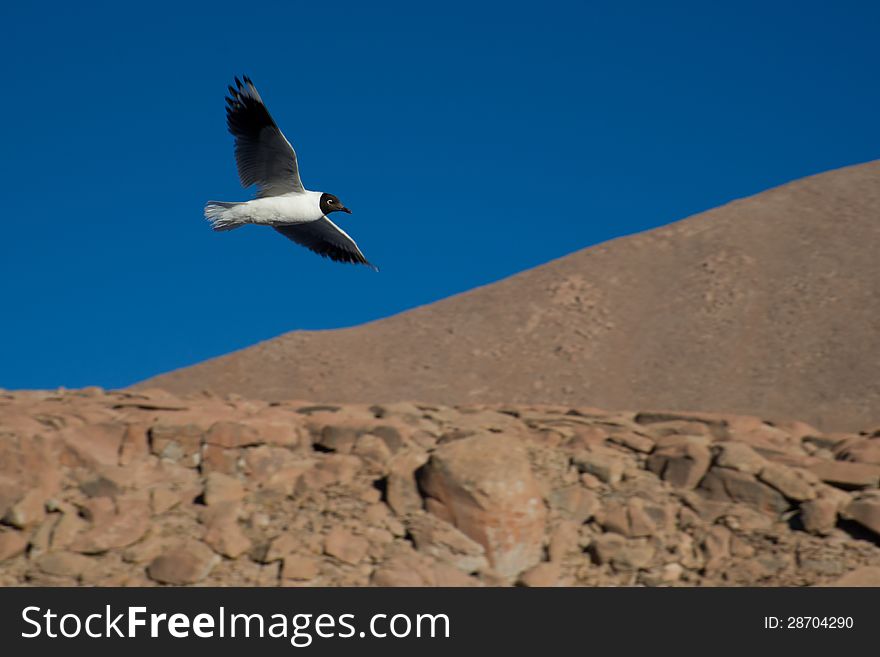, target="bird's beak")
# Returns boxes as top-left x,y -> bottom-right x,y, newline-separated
341,206 -> 352,214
